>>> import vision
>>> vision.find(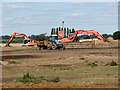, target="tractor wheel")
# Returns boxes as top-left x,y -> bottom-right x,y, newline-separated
61,44 -> 65,50
39,47 -> 44,50
47,42 -> 52,50
22,45 -> 25,47
61,45 -> 65,50
52,43 -> 57,50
